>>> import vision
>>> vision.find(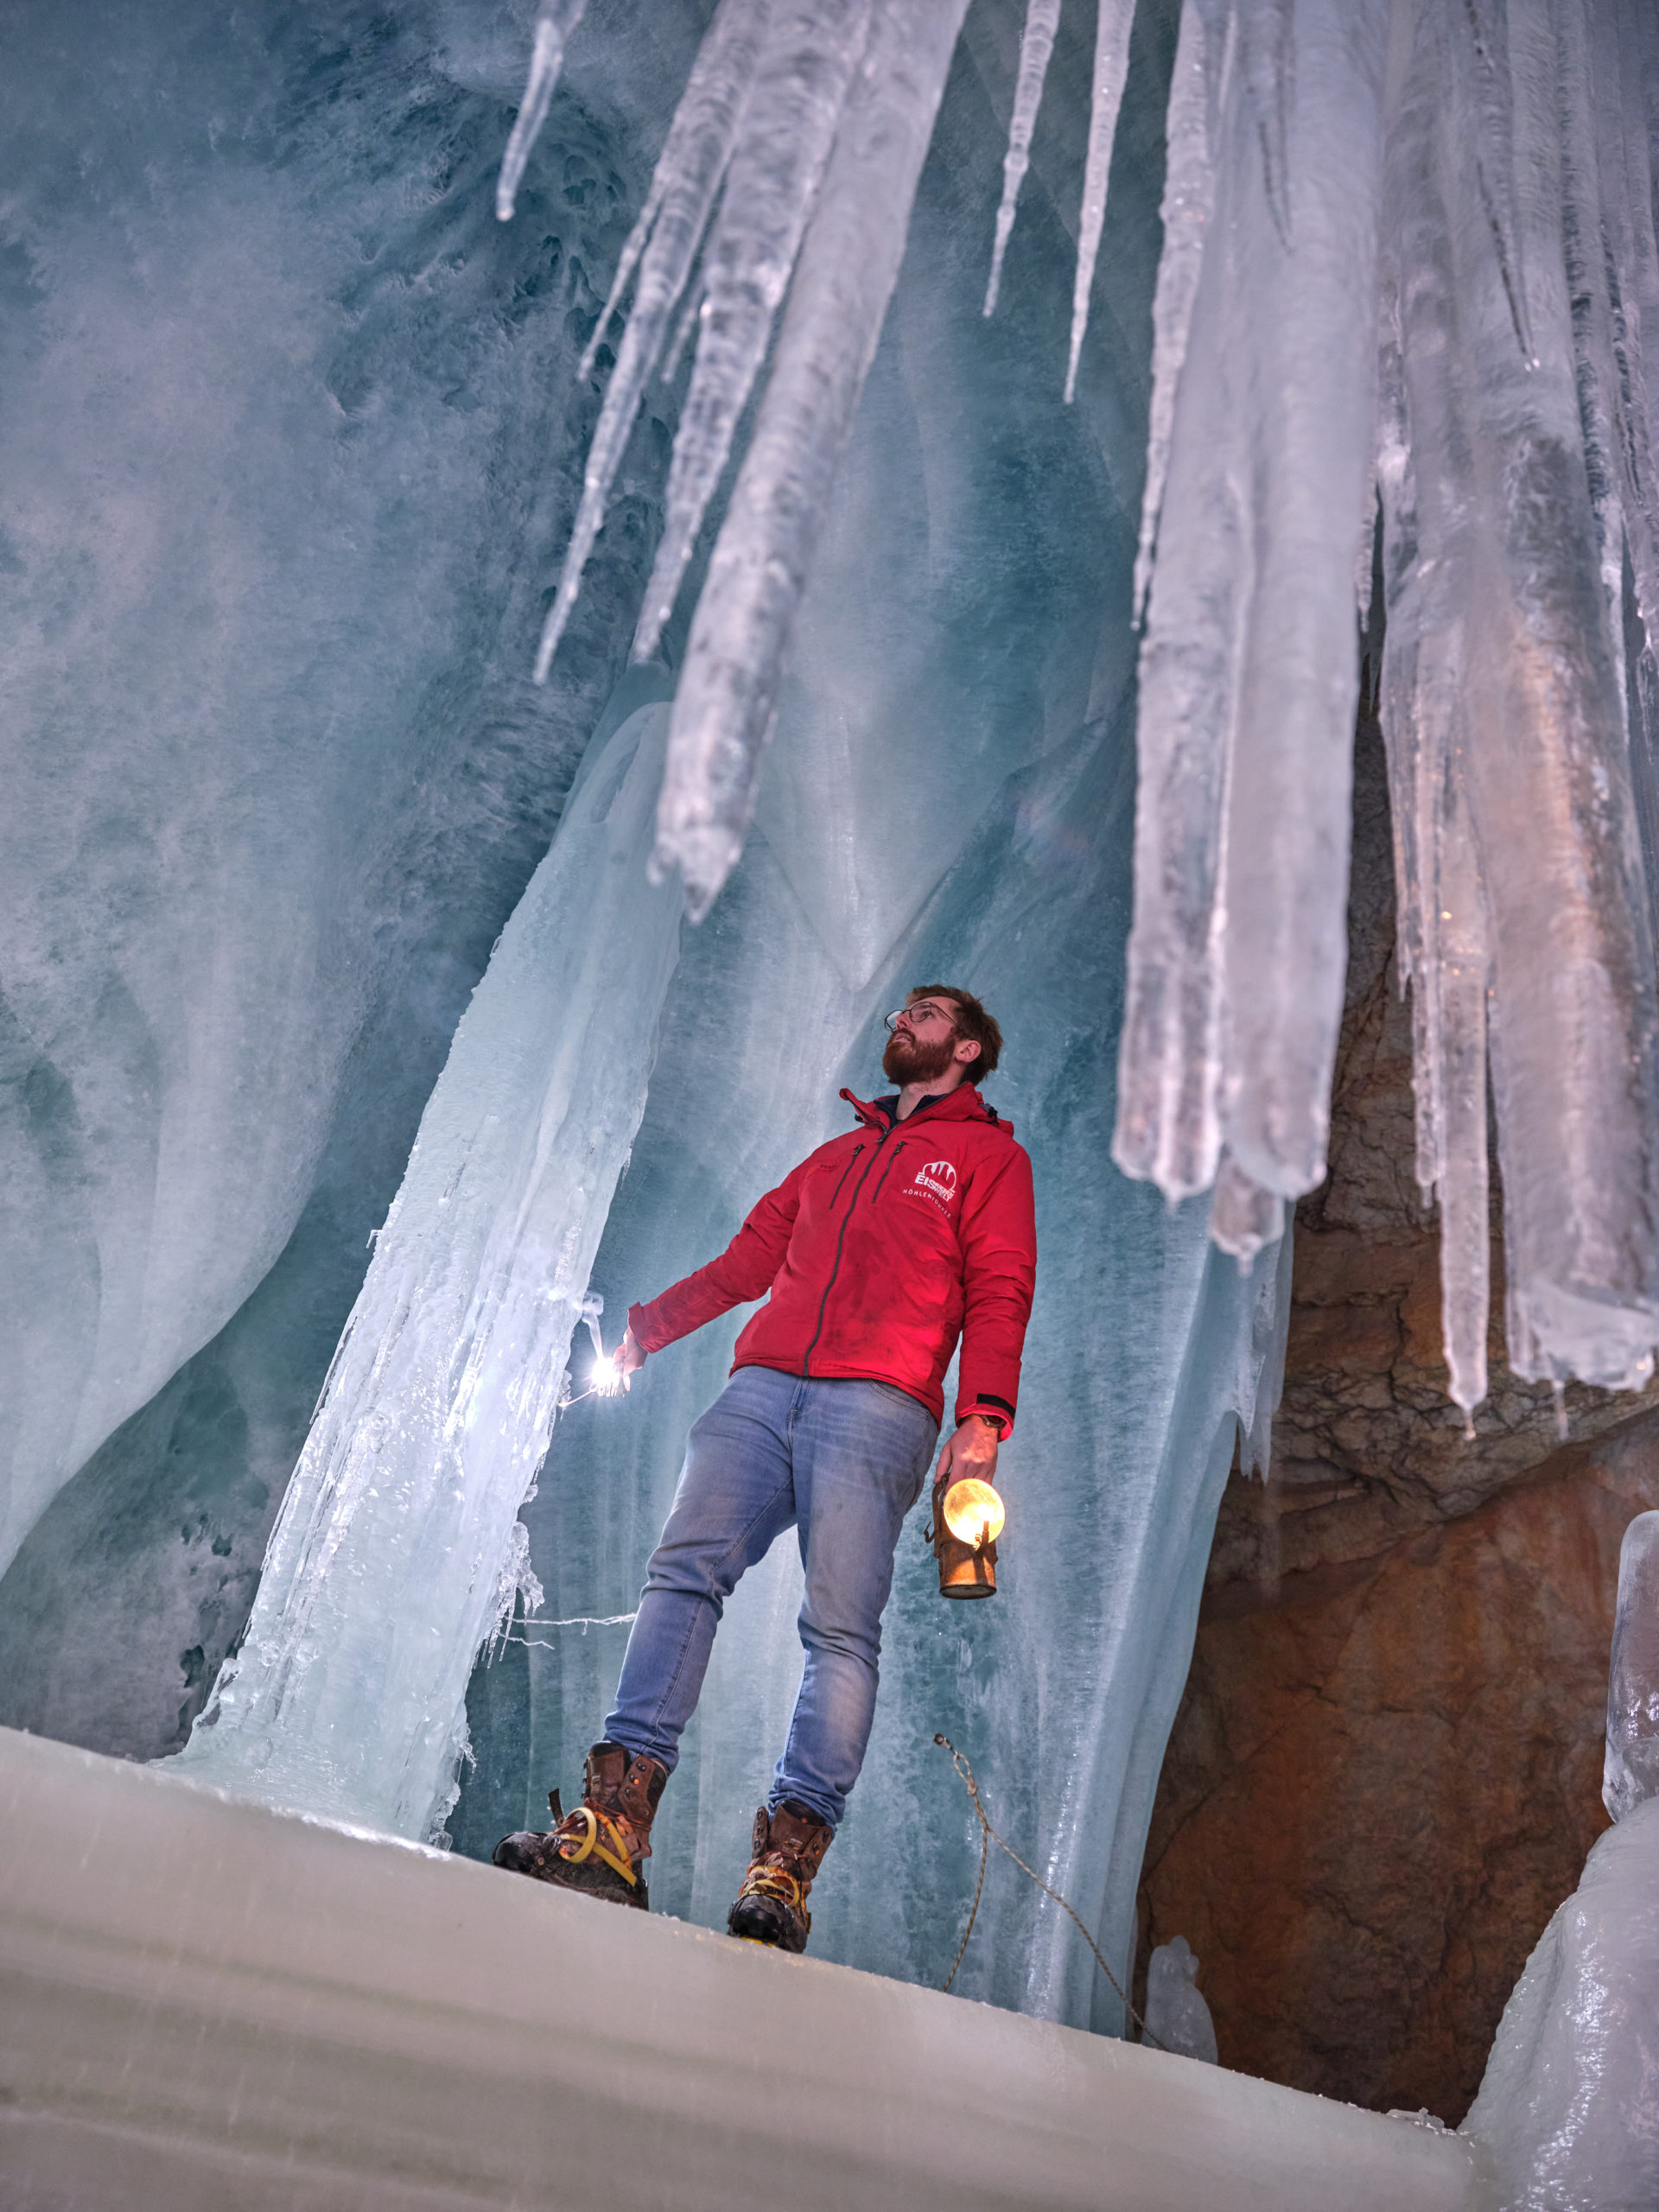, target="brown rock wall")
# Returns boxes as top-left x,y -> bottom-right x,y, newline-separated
1142,1433 -> 1659,2119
